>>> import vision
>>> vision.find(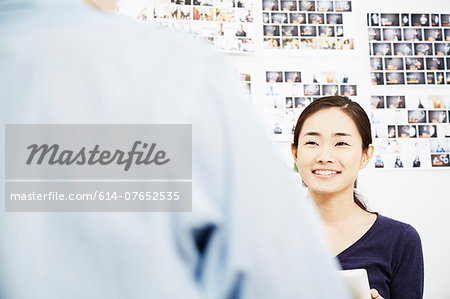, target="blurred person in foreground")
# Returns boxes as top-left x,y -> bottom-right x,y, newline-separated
0,0 -> 350,298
